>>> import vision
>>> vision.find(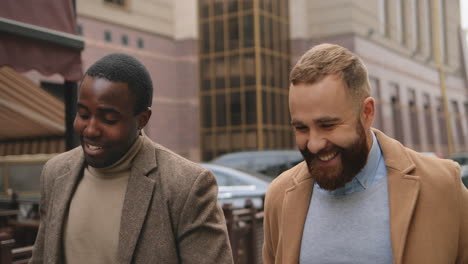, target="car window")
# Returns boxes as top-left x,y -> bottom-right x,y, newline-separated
212,170 -> 249,186
462,175 -> 468,188
214,172 -> 230,186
